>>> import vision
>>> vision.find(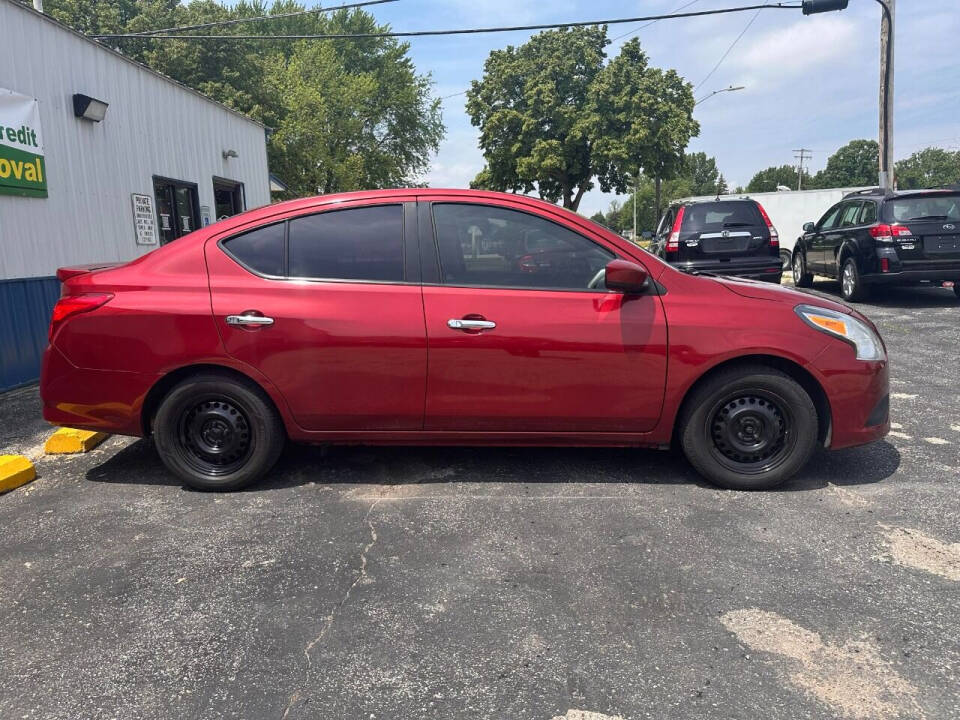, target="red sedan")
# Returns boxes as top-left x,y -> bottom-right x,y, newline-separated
41,190 -> 889,491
